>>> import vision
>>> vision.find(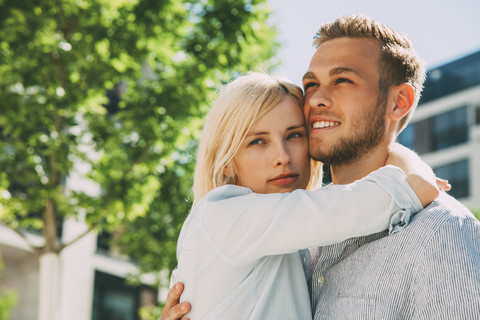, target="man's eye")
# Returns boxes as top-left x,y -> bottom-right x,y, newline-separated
303,82 -> 317,91
335,78 -> 352,84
